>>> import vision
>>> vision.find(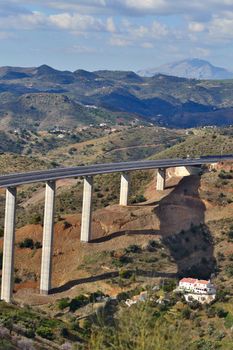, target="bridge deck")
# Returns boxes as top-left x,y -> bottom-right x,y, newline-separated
0,155 -> 232,188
